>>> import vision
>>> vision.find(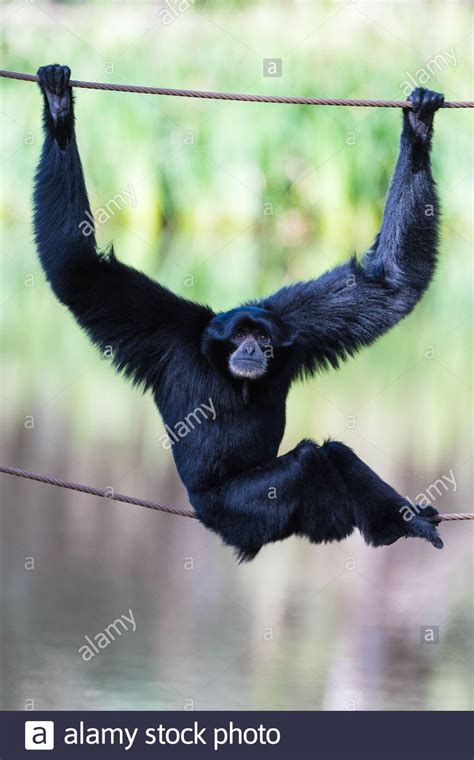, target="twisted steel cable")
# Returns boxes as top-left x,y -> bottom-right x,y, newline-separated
1,69 -> 473,108
1,465 -> 472,523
